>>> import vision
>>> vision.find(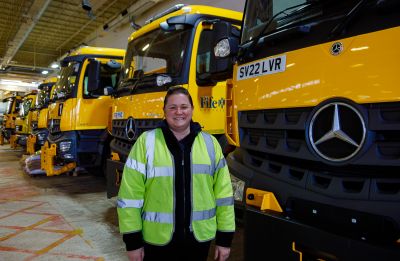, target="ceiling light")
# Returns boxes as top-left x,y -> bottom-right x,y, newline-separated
42,70 -> 49,75
50,62 -> 59,69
